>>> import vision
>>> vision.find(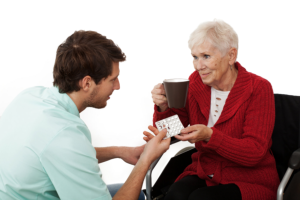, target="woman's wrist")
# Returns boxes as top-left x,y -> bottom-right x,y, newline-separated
204,127 -> 213,142
158,105 -> 168,112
